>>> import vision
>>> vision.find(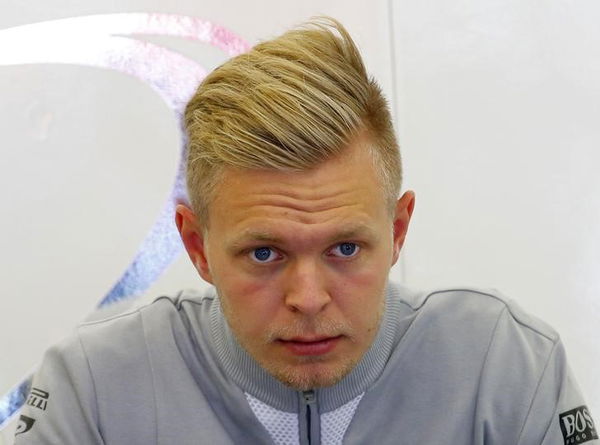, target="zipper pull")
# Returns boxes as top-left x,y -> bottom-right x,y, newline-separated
302,390 -> 316,404
301,390 -> 317,445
